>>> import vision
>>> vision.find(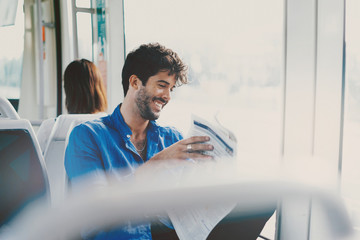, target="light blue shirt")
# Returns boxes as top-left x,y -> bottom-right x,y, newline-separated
65,105 -> 183,239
